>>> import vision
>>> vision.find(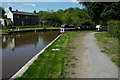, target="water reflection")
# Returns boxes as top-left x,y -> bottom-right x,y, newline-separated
2,33 -> 39,51
1,31 -> 59,78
